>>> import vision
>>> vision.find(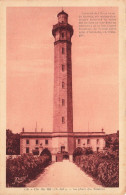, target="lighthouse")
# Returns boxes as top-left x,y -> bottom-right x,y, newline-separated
20,10 -> 105,162
52,10 -> 74,133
